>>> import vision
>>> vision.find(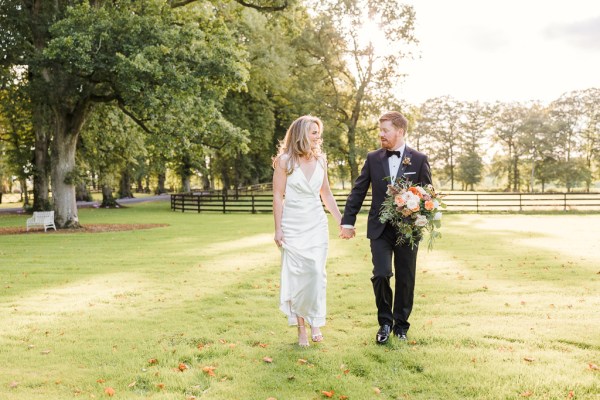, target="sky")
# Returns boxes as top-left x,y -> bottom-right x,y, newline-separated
395,0 -> 600,105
